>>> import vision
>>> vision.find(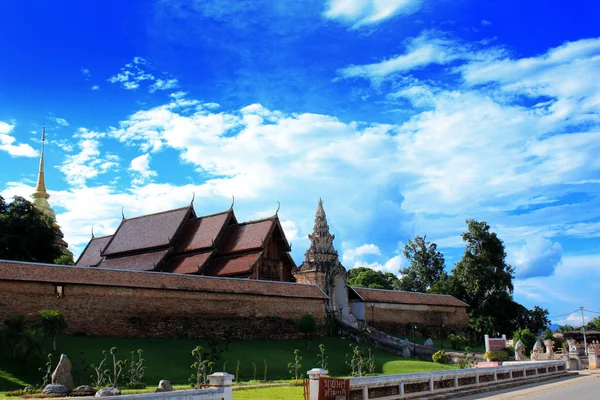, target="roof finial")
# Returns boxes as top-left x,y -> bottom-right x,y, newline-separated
230,195 -> 235,209
42,124 -> 46,142
121,206 -> 126,220
191,191 -> 195,205
275,201 -> 280,215
91,224 -> 95,238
